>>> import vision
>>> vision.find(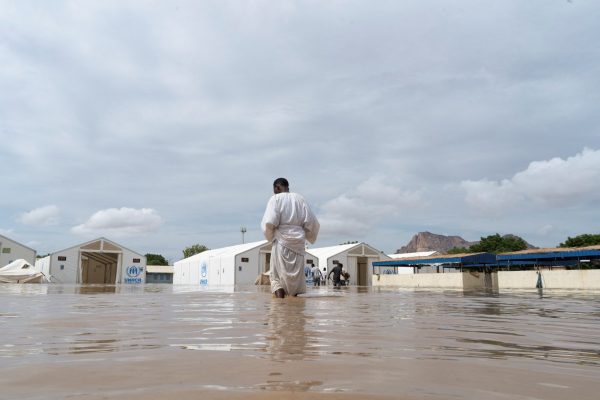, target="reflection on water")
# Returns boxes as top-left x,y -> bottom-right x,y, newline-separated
1,285 -> 600,398
266,298 -> 309,361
